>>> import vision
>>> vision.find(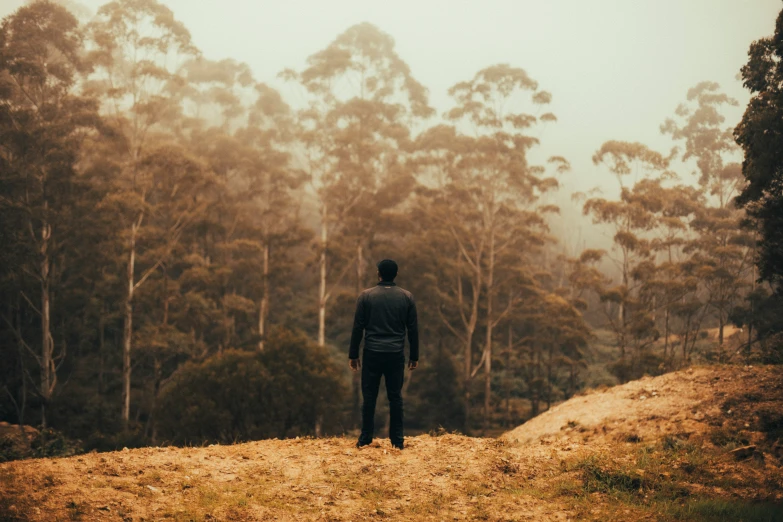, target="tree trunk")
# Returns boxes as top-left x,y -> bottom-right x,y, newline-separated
482,227 -> 495,433
147,270 -> 171,441
40,214 -> 53,429
531,342 -> 541,417
258,242 -> 269,351
746,263 -> 756,359
98,307 -> 105,396
663,307 -> 670,364
352,243 -> 365,427
463,267 -> 480,435
505,323 -> 512,428
682,313 -> 692,363
618,245 -> 629,359
145,357 -> 161,442
356,244 -> 365,291
122,219 -> 138,429
546,339 -> 554,410
318,203 -> 328,347
15,301 -> 29,450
